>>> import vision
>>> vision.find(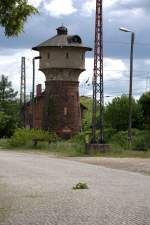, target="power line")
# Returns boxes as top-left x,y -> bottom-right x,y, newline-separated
104,41 -> 150,47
